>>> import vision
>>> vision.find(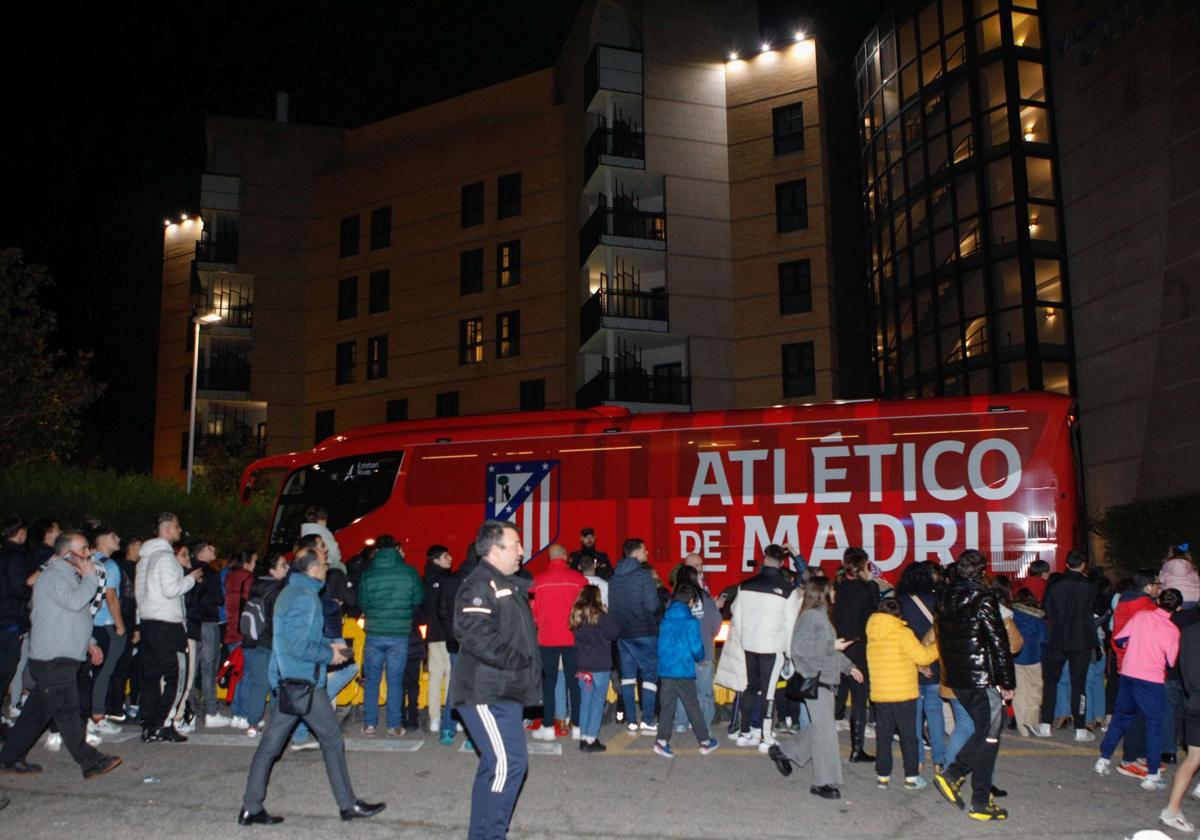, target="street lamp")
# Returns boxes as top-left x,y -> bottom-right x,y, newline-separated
186,312 -> 224,493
